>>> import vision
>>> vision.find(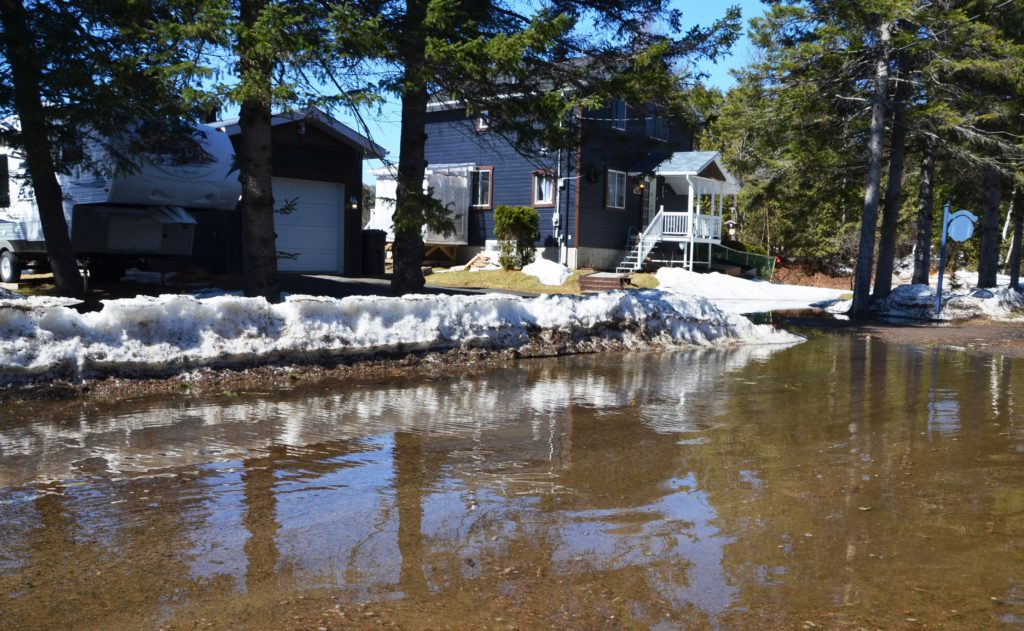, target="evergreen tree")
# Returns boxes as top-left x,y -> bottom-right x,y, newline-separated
0,0 -> 223,298
333,0 -> 741,295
